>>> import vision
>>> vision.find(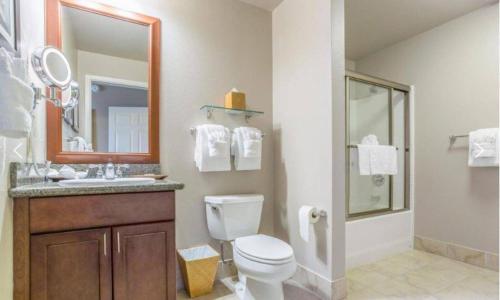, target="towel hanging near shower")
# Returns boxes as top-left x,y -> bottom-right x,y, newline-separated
357,135 -> 398,175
